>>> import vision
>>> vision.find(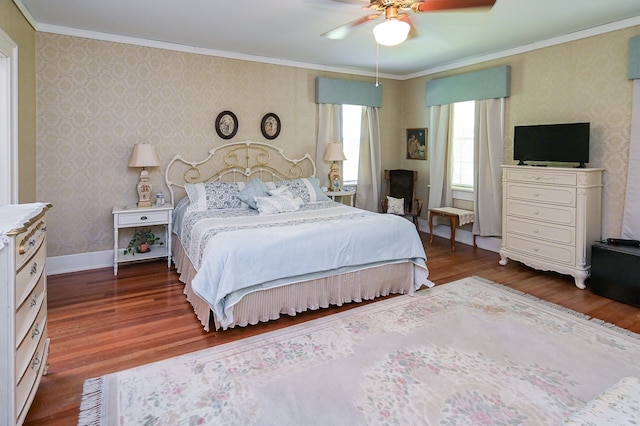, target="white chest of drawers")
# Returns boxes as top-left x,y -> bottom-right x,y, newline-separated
0,203 -> 51,425
499,166 -> 603,289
